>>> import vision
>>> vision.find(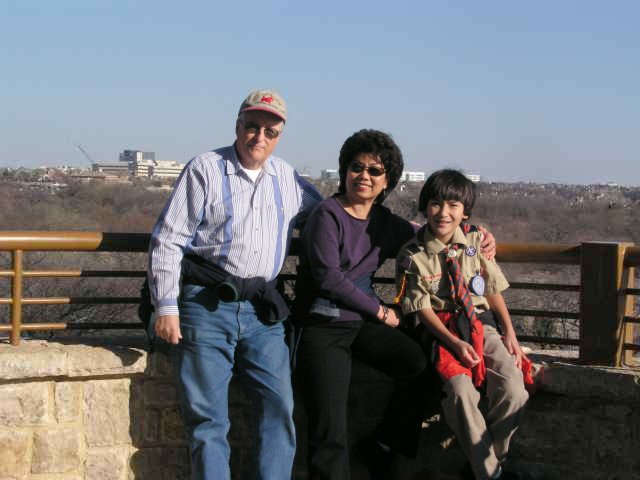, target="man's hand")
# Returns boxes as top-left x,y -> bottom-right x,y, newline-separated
155,314 -> 182,344
477,226 -> 496,261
